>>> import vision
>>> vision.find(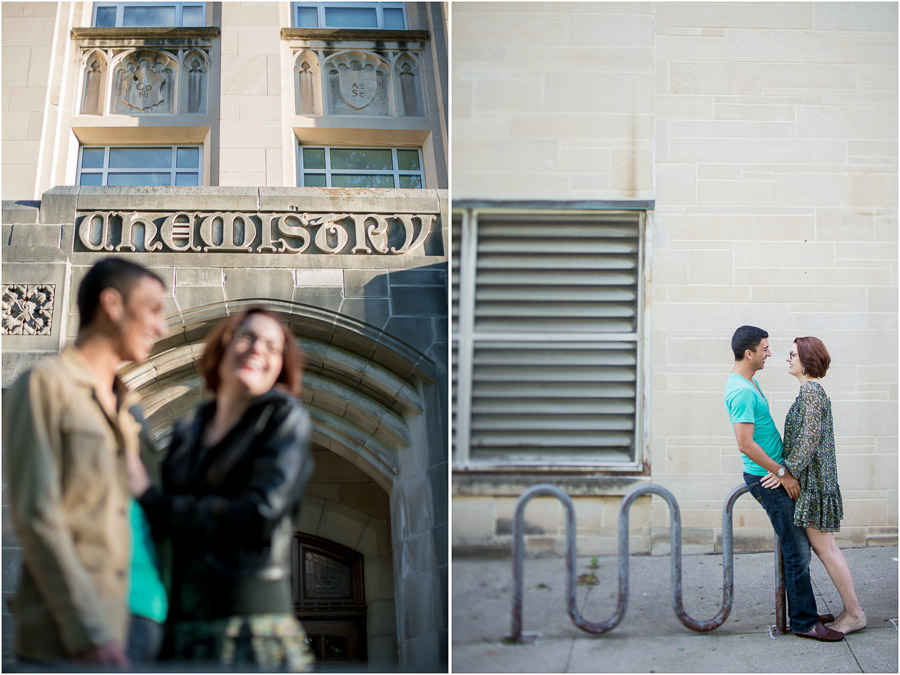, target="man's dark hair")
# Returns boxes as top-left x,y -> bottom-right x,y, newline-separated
77,257 -> 165,330
731,325 -> 768,361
